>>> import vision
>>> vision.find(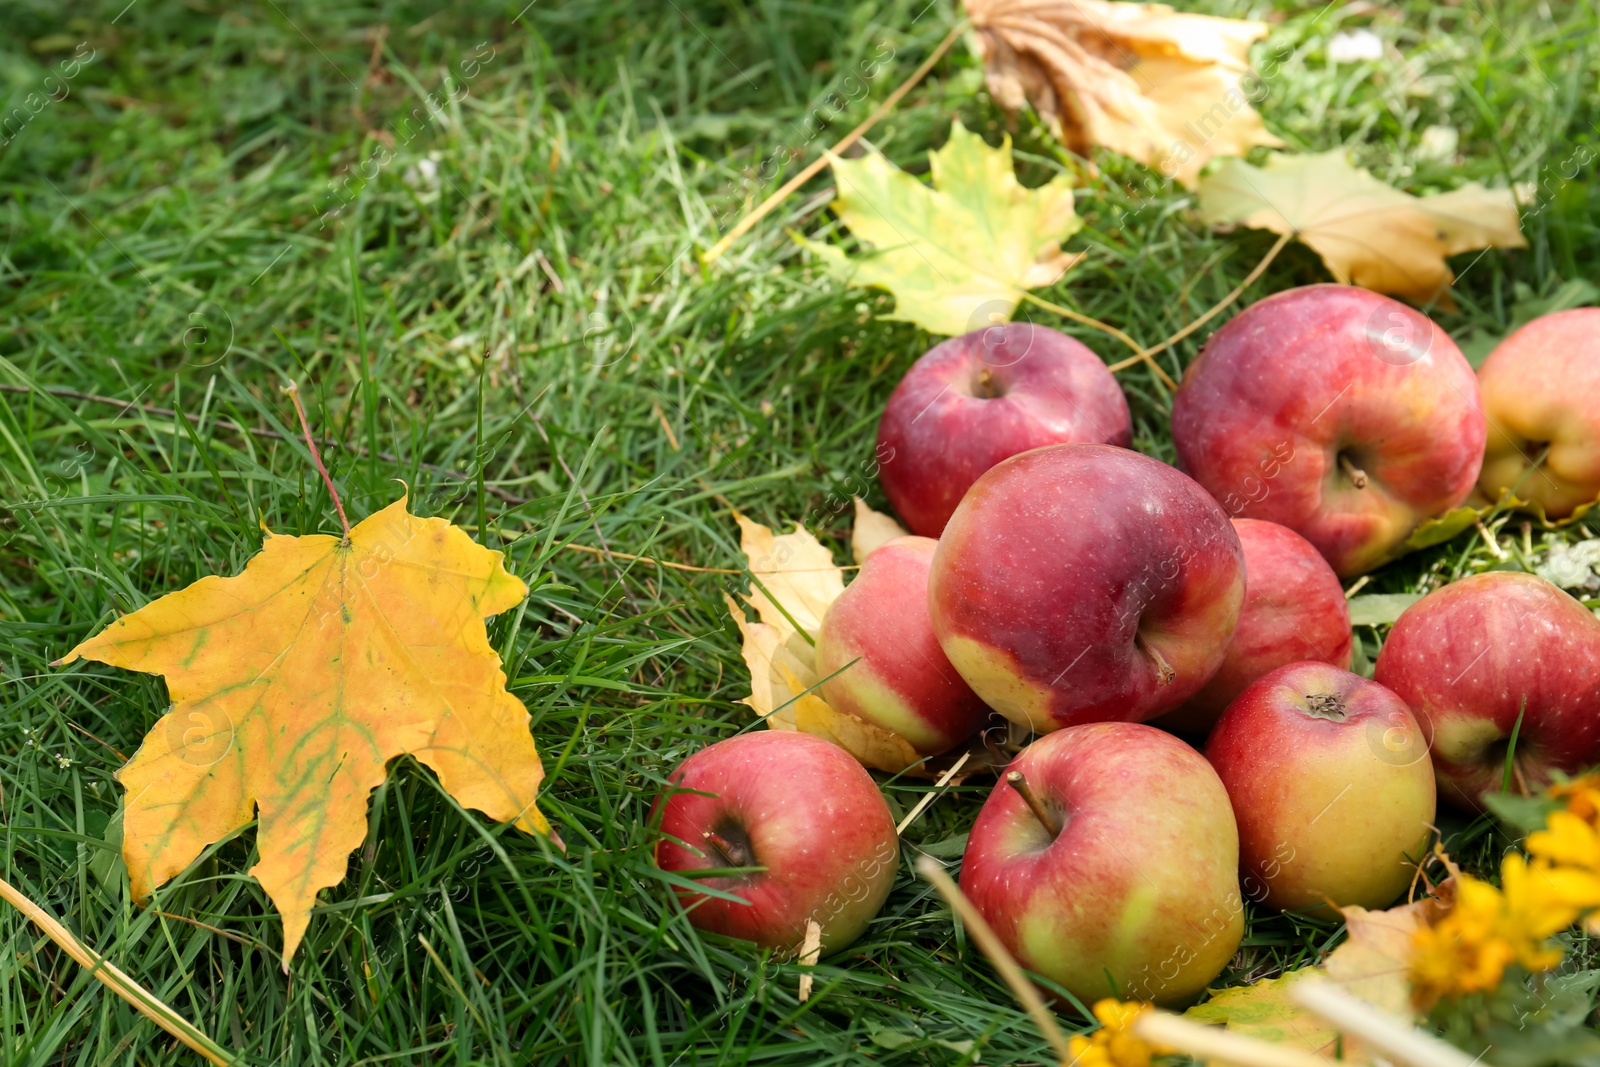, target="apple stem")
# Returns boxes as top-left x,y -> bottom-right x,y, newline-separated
1135,631 -> 1176,686
702,830 -> 744,866
1005,771 -> 1061,837
975,366 -> 996,398
1338,453 -> 1369,489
